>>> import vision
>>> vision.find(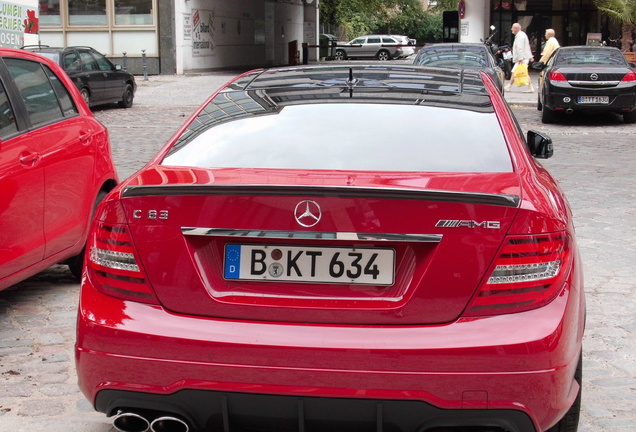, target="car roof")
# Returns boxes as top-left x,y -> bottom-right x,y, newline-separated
21,45 -> 94,53
421,43 -> 488,50
210,65 -> 495,115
